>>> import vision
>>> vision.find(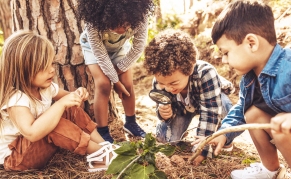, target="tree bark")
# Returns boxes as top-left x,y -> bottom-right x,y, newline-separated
0,0 -> 12,39
8,0 -> 119,122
